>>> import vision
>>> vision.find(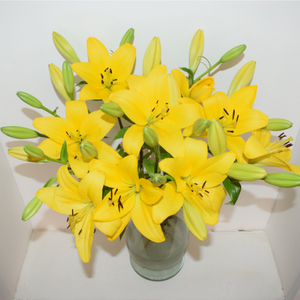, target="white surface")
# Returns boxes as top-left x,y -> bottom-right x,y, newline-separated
0,141 -> 32,300
14,230 -> 284,300
0,2 -> 300,231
